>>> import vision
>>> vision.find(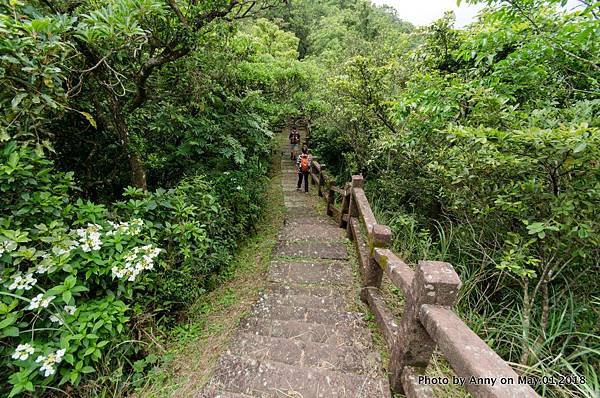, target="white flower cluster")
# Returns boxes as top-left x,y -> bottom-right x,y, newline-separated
12,343 -> 35,361
36,348 -> 66,377
28,294 -> 55,310
36,253 -> 56,274
106,218 -> 143,237
49,305 -> 77,325
51,241 -> 78,257
8,273 -> 37,291
75,224 -> 102,252
64,305 -> 76,315
0,239 -> 17,255
111,244 -> 161,282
